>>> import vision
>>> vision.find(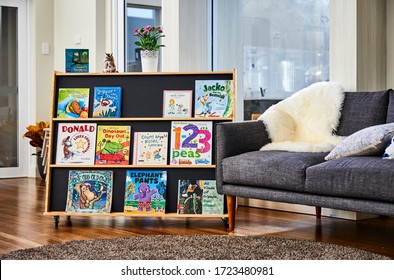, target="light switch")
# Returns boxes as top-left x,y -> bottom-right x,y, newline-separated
74,35 -> 81,45
41,43 -> 49,55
